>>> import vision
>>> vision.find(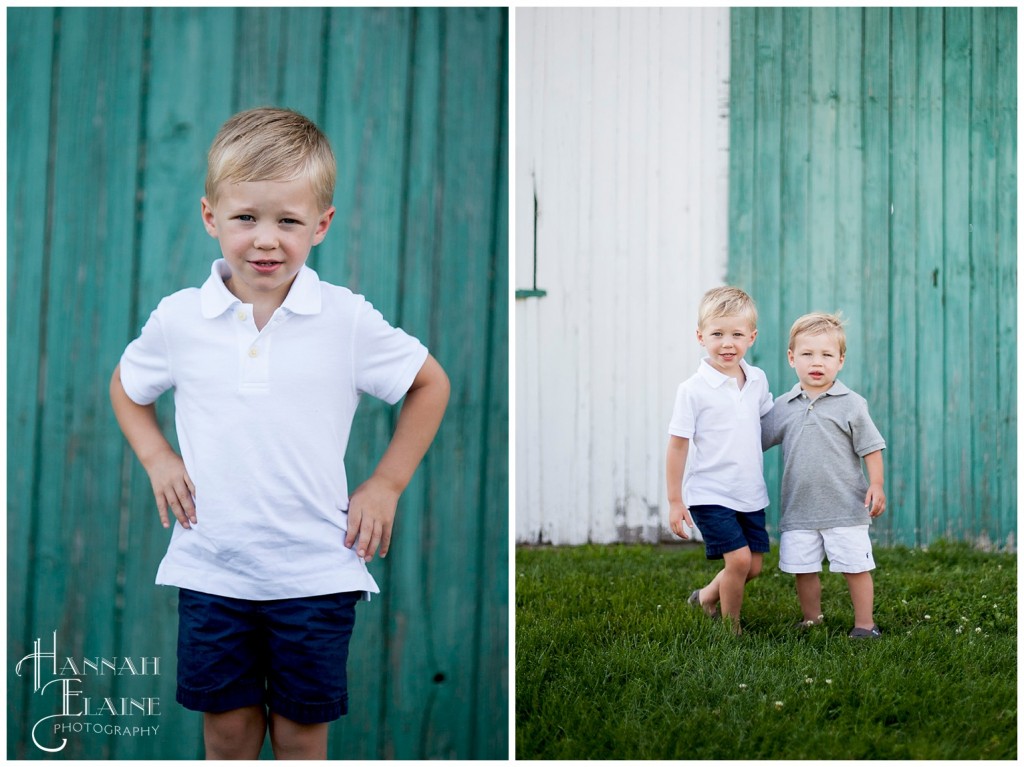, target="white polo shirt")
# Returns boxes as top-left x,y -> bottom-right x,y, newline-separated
668,358 -> 773,512
119,259 -> 428,600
